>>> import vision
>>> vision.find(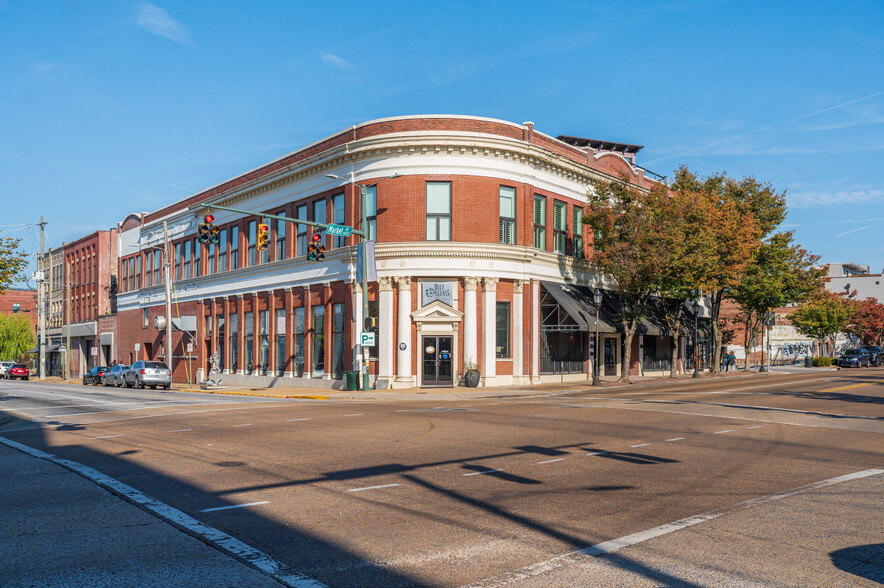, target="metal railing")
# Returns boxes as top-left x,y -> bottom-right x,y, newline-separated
642,355 -> 672,371
540,357 -> 585,375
